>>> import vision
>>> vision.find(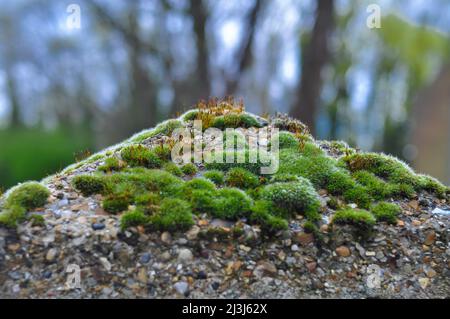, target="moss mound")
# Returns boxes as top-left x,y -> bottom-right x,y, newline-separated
1,99 -> 448,235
